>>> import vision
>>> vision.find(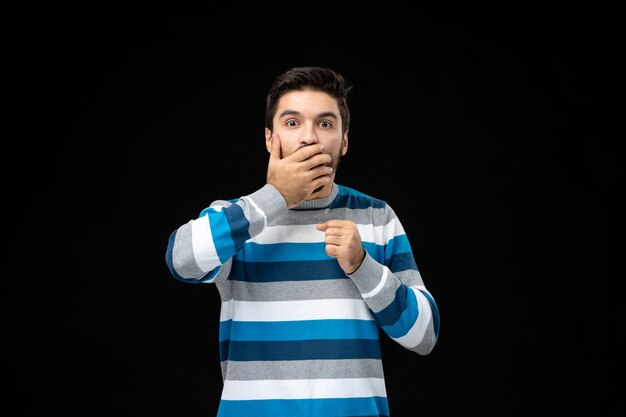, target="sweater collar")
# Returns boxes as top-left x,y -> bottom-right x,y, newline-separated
292,183 -> 339,210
